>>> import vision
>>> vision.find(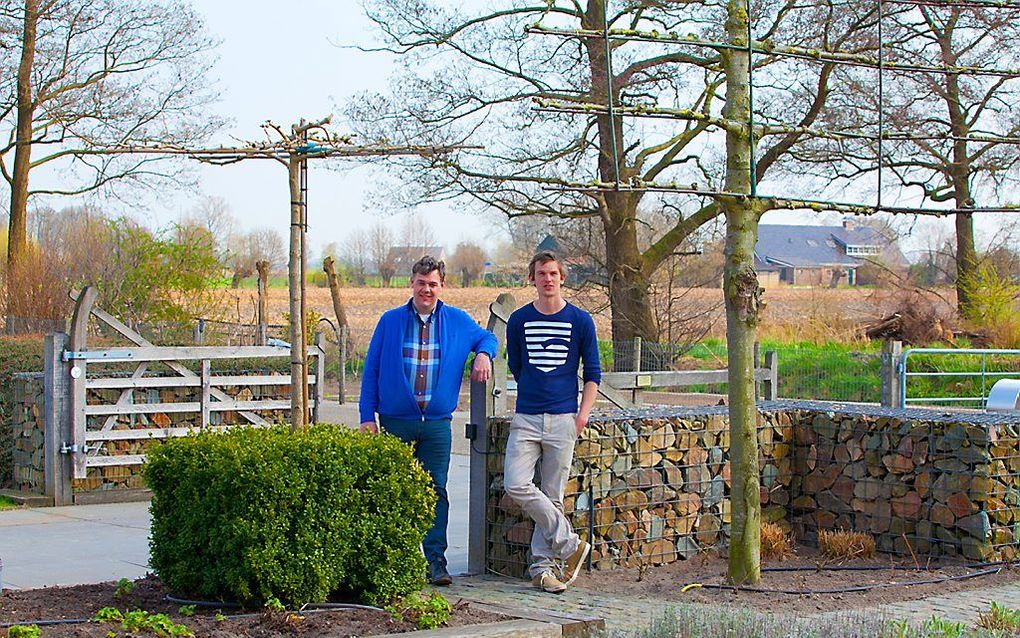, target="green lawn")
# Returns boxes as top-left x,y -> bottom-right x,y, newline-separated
599,338 -> 1020,405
